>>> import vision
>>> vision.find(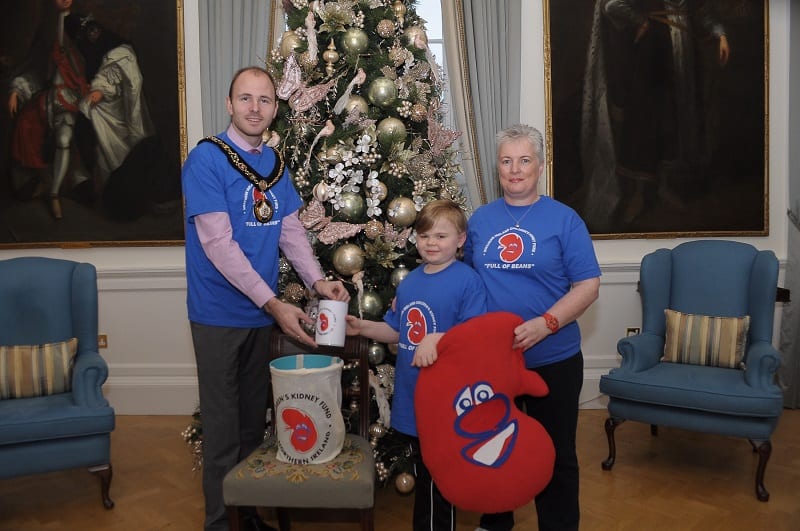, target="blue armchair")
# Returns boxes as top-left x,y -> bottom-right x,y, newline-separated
0,257 -> 115,509
599,240 -> 783,501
